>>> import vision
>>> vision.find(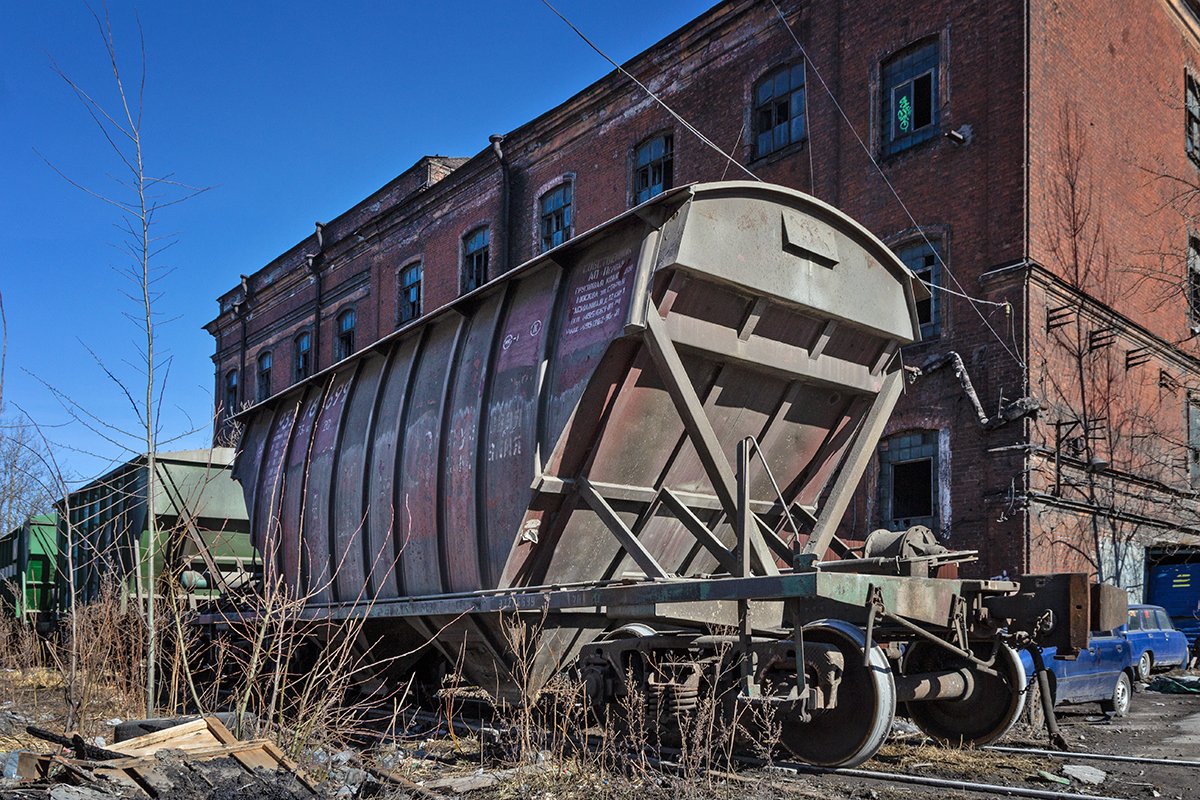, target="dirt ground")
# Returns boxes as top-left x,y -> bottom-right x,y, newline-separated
1,669 -> 1198,799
